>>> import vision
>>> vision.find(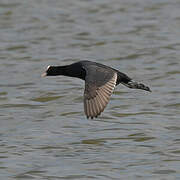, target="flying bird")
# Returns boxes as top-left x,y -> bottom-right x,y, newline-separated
42,61 -> 151,119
